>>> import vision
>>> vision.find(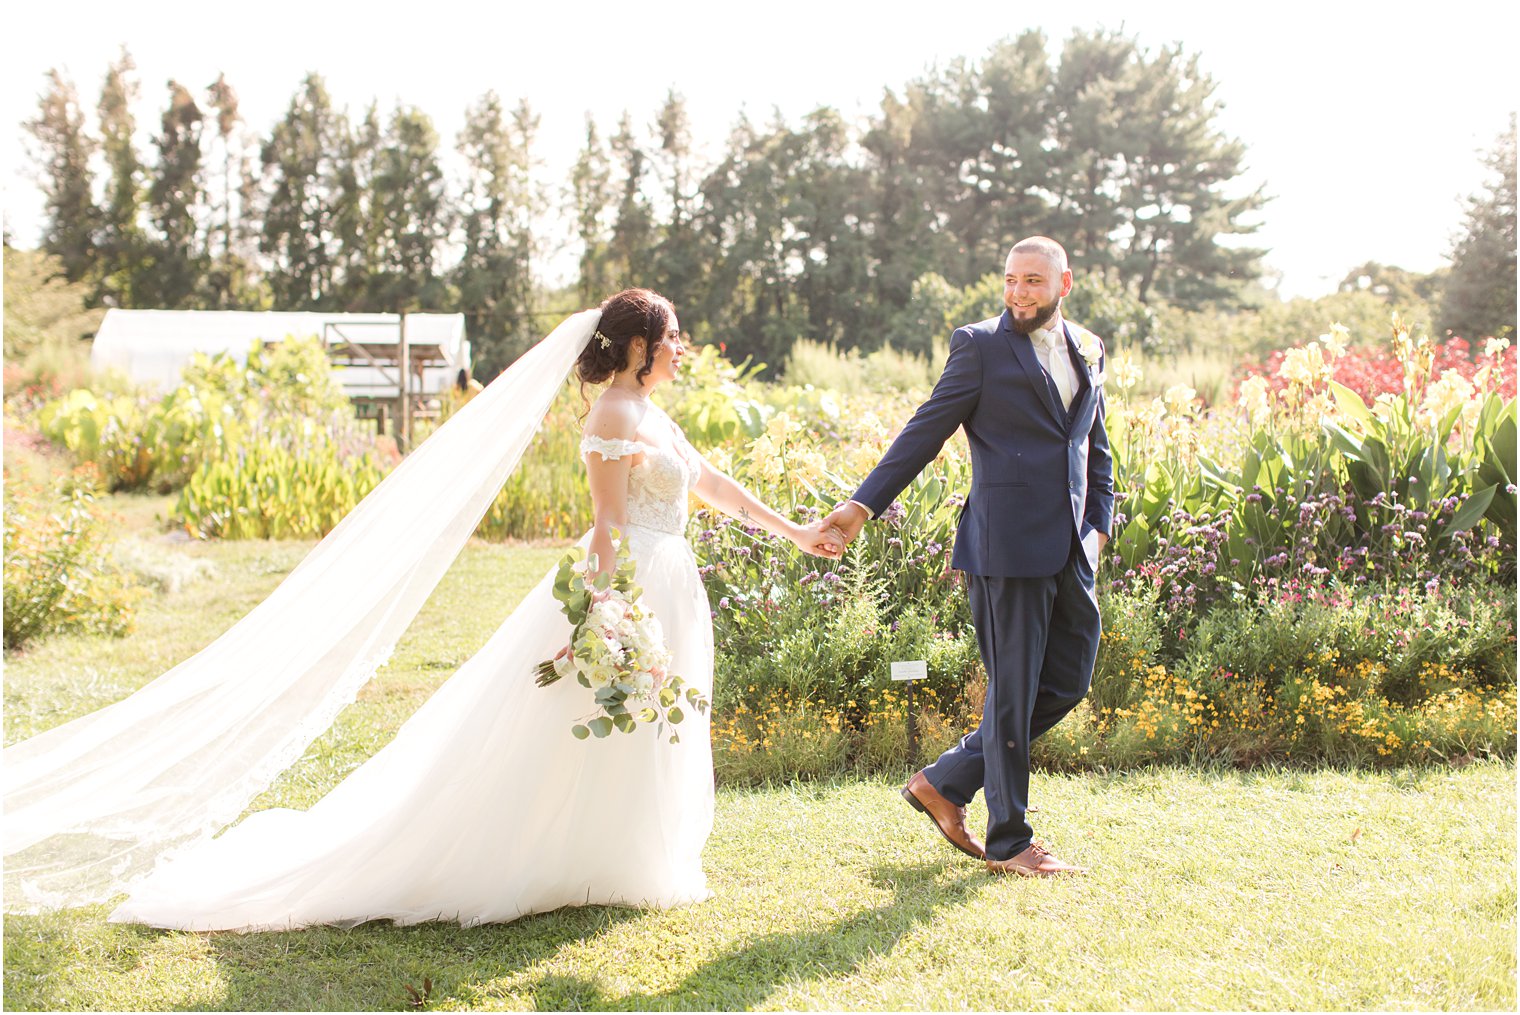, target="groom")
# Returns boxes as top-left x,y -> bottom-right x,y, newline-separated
821,236 -> 1113,877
